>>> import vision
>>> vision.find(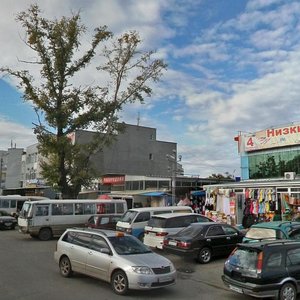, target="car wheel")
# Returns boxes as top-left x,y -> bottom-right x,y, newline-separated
278,282 -> 296,300
38,228 -> 52,241
111,270 -> 129,295
197,247 -> 212,264
59,256 -> 73,278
